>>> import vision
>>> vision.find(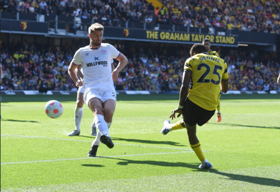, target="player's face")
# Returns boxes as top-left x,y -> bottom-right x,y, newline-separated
203,41 -> 211,51
89,30 -> 103,47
